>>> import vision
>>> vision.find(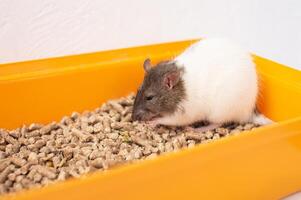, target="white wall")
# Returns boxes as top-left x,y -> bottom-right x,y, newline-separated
0,0 -> 300,70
